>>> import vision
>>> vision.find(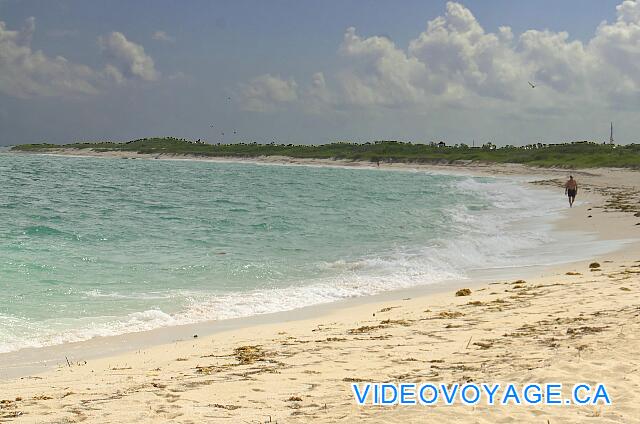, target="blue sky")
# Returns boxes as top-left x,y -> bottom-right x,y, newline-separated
0,0 -> 637,146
